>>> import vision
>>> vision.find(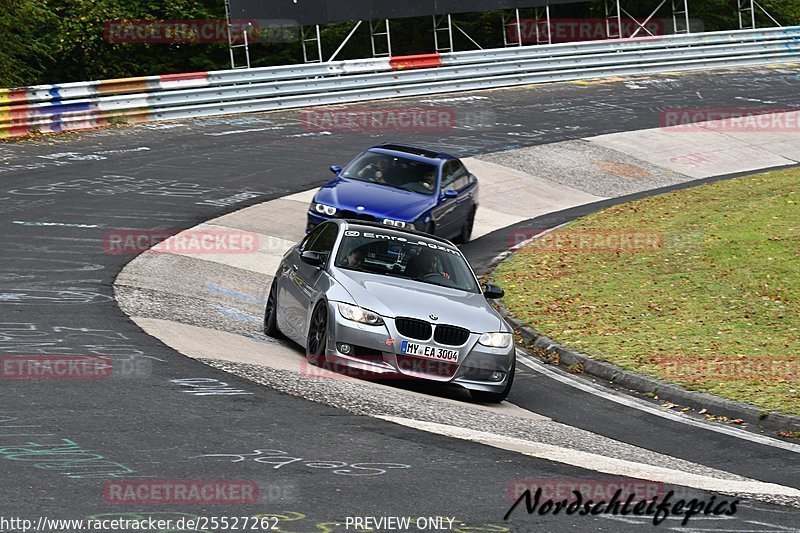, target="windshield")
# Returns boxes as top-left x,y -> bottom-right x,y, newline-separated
334,229 -> 480,293
340,151 -> 438,195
